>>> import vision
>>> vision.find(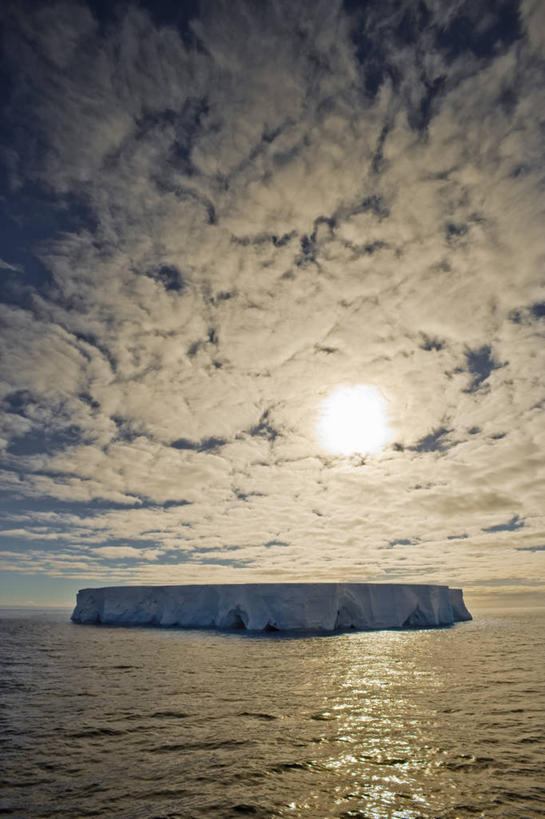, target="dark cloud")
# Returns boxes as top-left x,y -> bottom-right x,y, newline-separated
530,302 -> 545,320
508,301 -> 545,324
145,264 -> 184,292
482,515 -> 525,533
445,222 -> 469,244
249,410 -> 280,443
264,539 -> 289,548
171,436 -> 227,453
7,426 -> 83,456
413,427 -> 453,453
515,545 -> 545,552
464,345 -> 505,393
435,0 -> 522,61
389,538 -> 417,547
420,334 -> 445,352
